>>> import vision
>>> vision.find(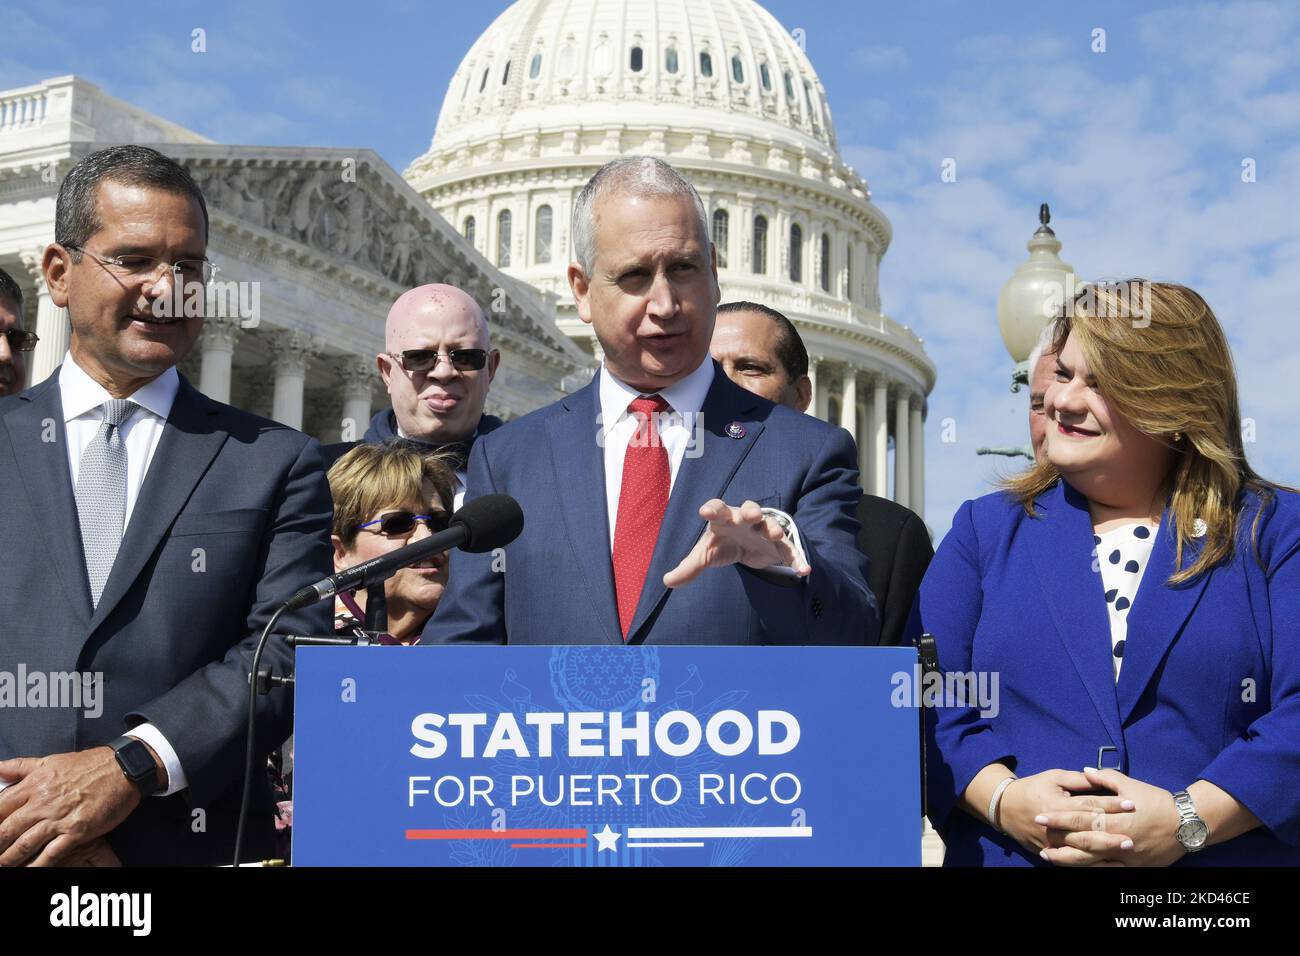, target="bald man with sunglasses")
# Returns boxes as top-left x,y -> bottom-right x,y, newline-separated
322,284 -> 504,507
